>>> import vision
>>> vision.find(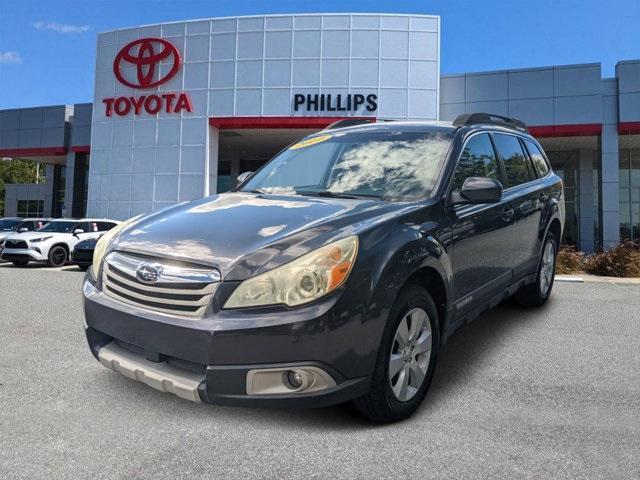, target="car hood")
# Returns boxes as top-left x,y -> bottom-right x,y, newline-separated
10,231 -> 65,241
114,192 -> 418,280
